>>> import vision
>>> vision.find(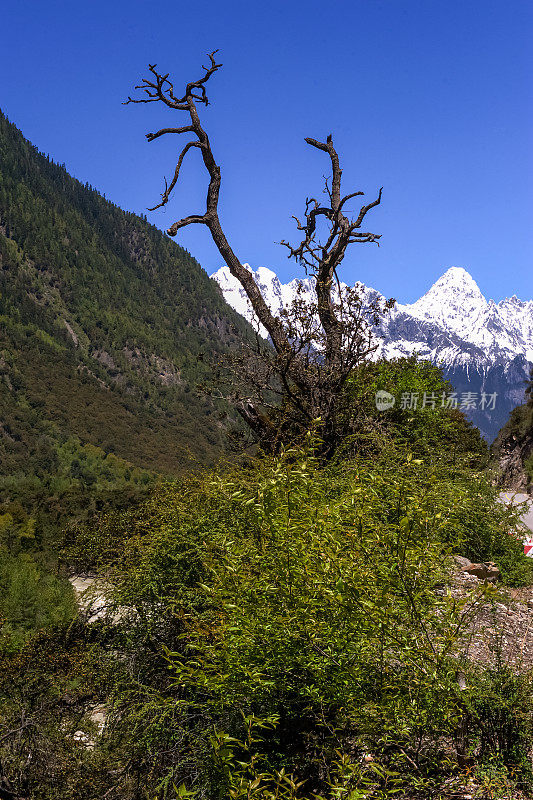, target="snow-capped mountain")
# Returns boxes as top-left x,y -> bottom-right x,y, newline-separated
381,267 -> 533,366
211,266 -> 302,338
211,265 -> 533,440
211,265 -> 382,339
